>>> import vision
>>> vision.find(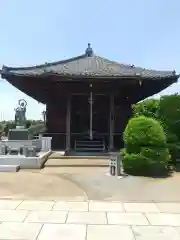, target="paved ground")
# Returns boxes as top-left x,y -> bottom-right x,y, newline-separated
0,170 -> 86,200
1,159 -> 180,238
0,199 -> 180,239
0,166 -> 180,201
